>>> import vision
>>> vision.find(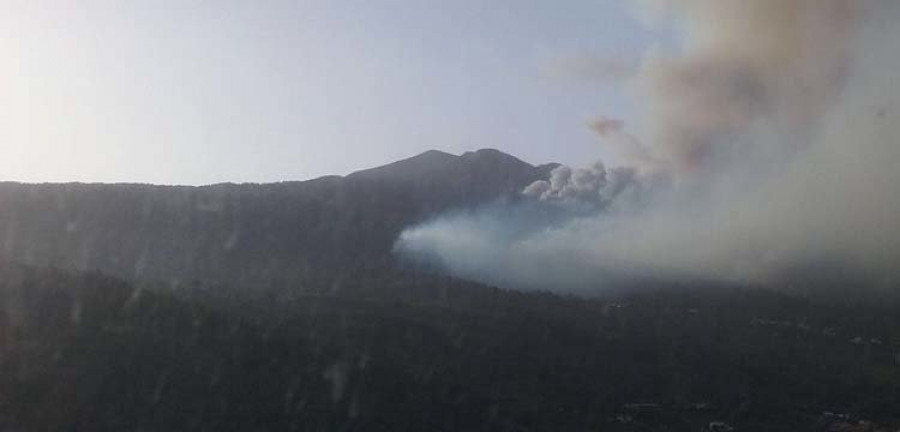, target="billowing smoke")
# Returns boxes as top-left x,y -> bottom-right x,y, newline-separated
396,0 -> 900,296
522,163 -> 641,208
